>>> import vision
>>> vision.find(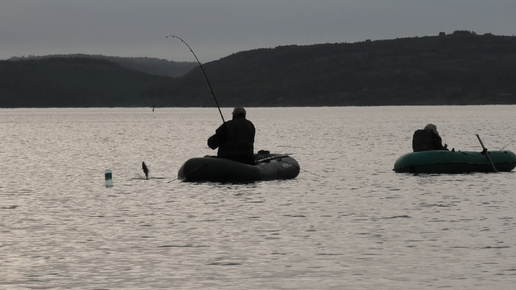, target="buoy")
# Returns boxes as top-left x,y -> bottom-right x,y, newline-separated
105,169 -> 113,187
